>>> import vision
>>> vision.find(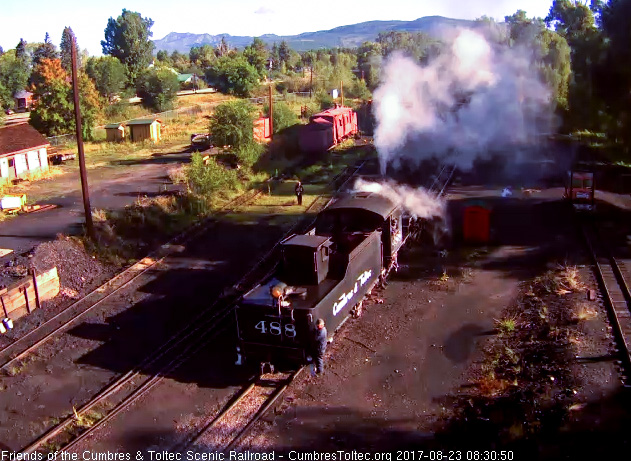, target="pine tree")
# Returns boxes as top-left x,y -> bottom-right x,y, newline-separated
15,39 -> 27,64
60,27 -> 79,72
32,33 -> 58,67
